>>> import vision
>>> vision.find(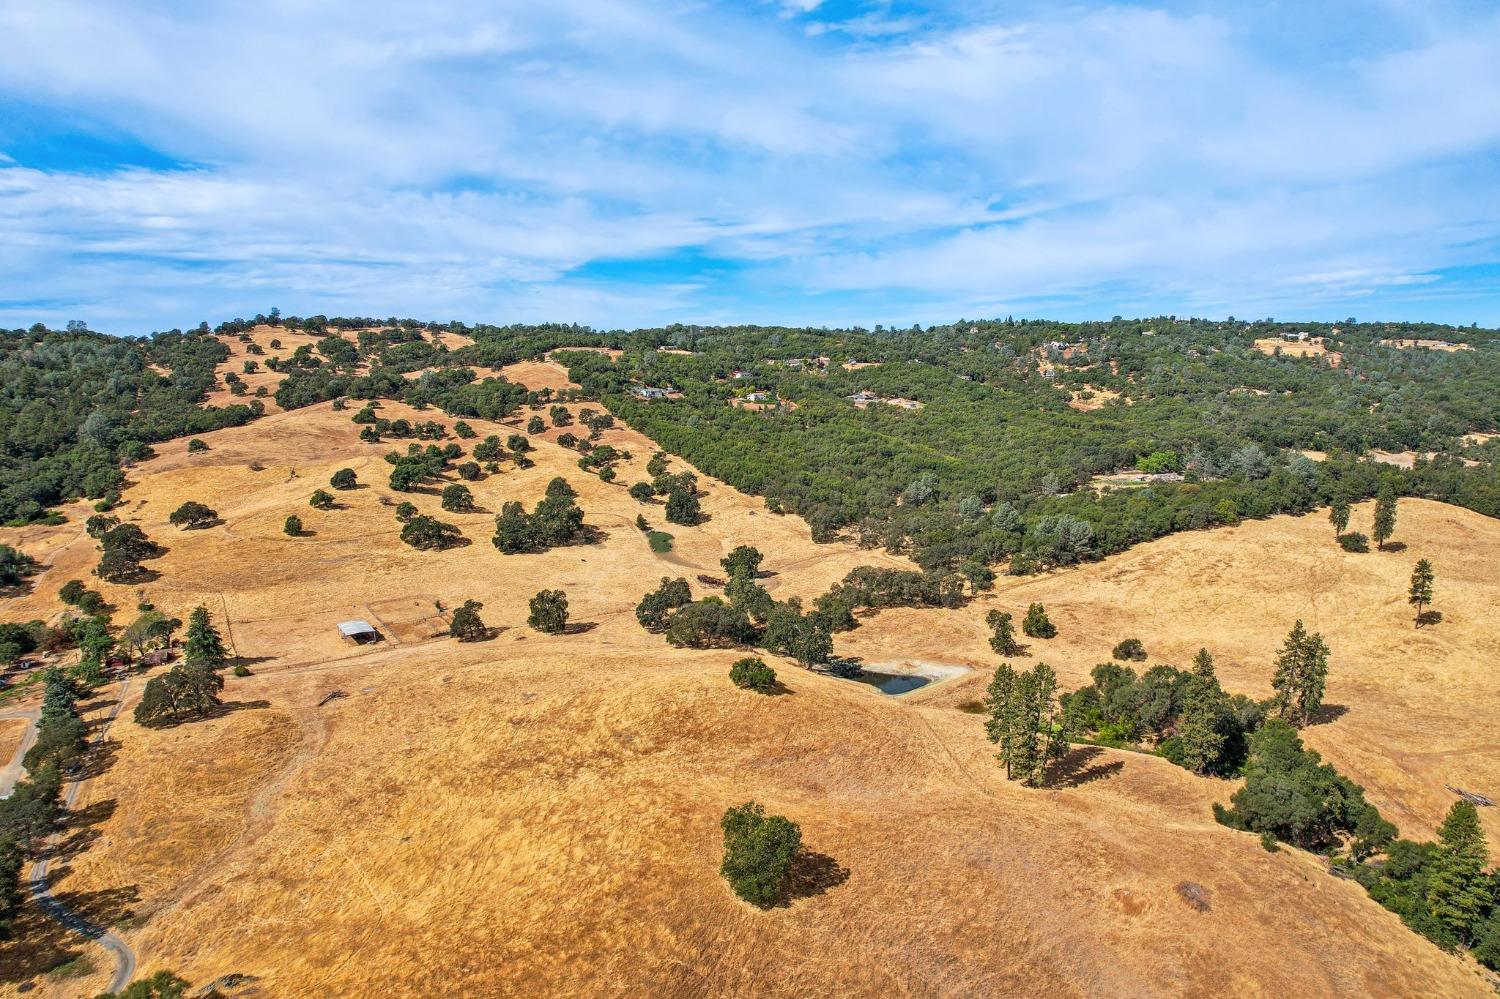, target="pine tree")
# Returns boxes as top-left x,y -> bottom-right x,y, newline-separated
1373,482 -> 1398,551
1425,800 -> 1491,945
183,605 -> 227,668
1192,647 -> 1215,677
985,609 -> 1022,656
1177,672 -> 1227,774
1408,559 -> 1434,628
1270,620 -> 1330,727
985,662 -> 1066,786
1329,497 -> 1350,539
983,663 -> 1019,780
